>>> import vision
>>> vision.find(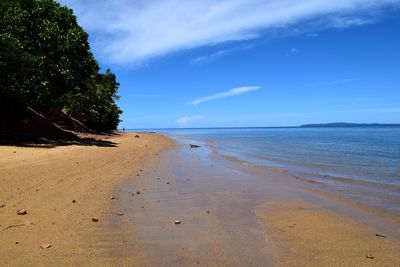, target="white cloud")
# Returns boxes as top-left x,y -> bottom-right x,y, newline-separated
59,0 -> 400,65
176,116 -> 204,128
189,86 -> 261,106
